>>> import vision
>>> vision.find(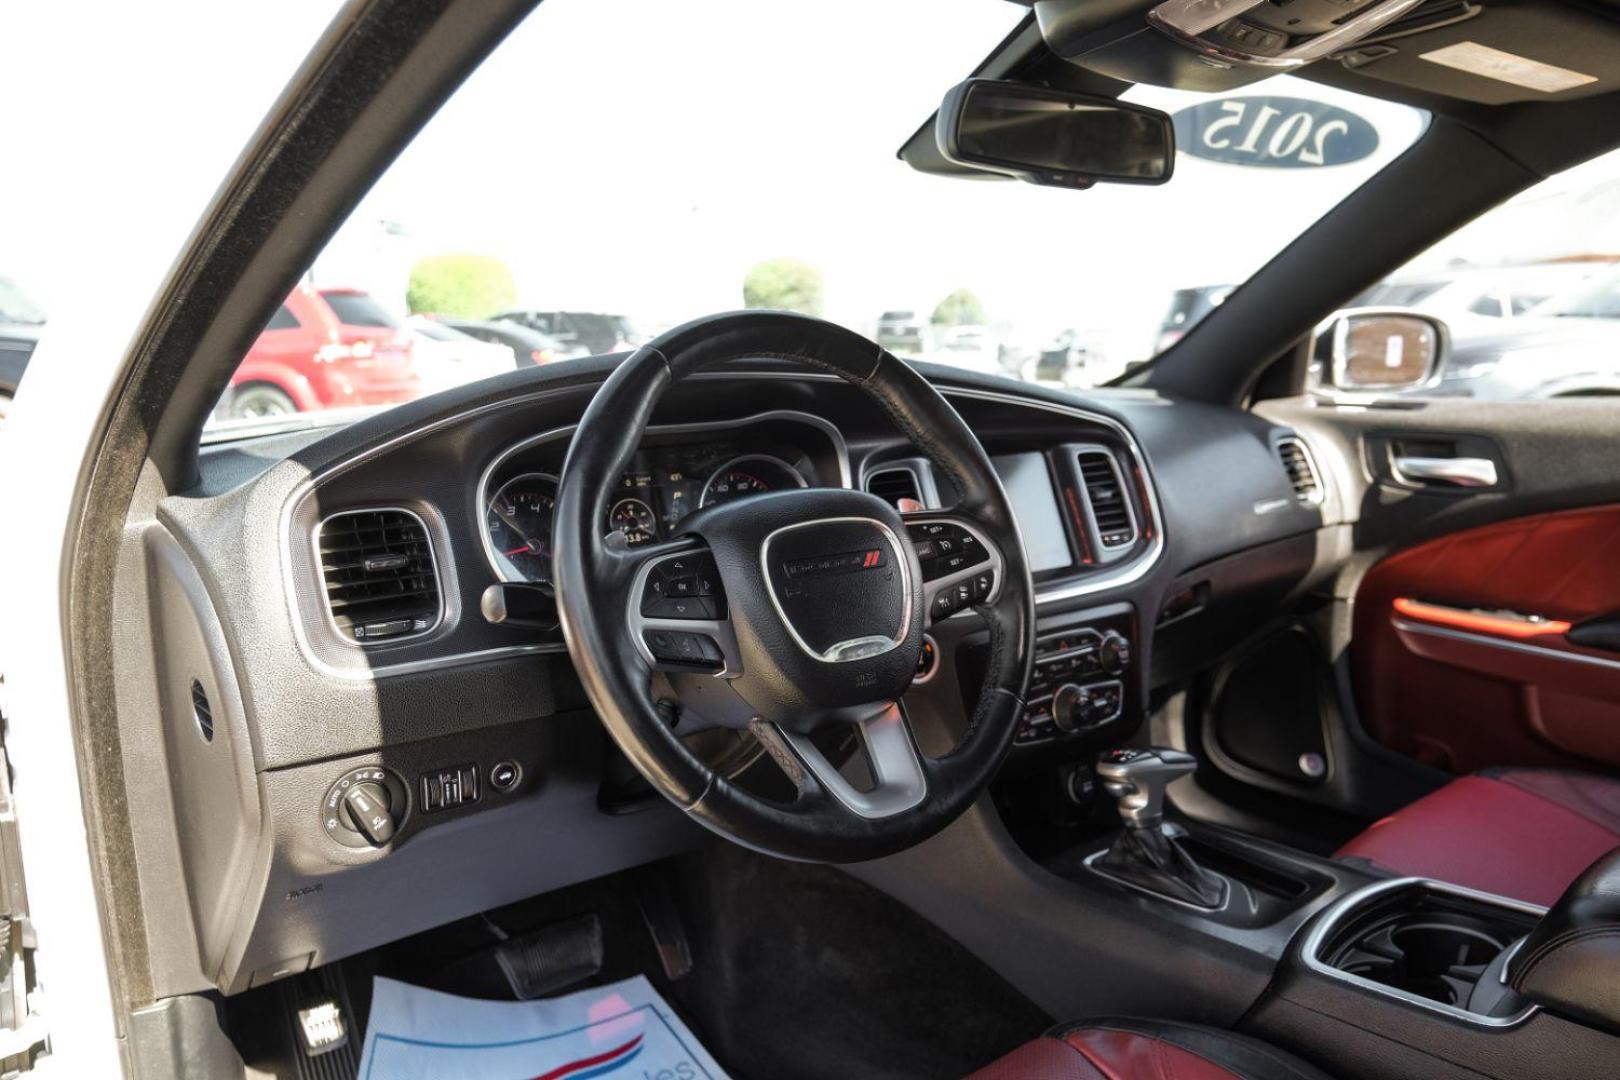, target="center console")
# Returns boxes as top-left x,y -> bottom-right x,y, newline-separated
1301,878 -> 1542,1025
1013,608 -> 1135,748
